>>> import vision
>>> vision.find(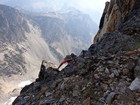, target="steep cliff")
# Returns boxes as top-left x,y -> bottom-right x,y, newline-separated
94,0 -> 136,42
13,0 -> 140,105
93,0 -> 140,56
